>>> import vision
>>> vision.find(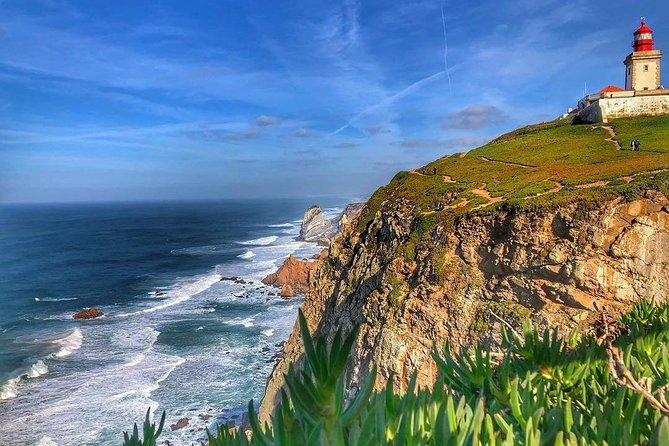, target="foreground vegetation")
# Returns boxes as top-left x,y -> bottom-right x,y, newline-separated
125,301 -> 669,445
